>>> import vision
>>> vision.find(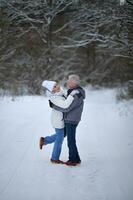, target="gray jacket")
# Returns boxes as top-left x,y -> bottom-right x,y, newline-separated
52,86 -> 85,124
